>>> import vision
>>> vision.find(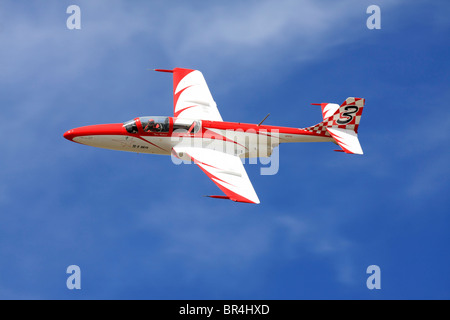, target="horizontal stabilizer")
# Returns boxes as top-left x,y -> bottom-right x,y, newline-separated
327,127 -> 363,155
